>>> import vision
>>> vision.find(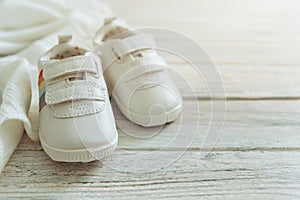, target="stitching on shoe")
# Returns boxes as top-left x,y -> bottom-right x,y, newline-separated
43,56 -> 97,79
47,82 -> 103,92
49,104 -> 105,118
48,92 -> 107,118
